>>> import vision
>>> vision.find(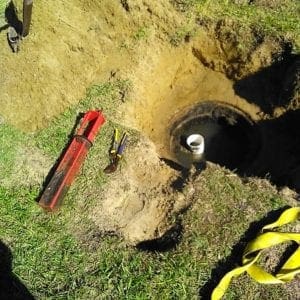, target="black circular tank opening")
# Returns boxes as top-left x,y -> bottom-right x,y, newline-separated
170,102 -> 261,171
